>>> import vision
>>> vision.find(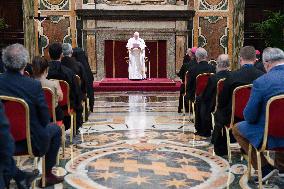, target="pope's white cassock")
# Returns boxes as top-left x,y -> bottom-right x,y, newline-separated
126,36 -> 146,80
